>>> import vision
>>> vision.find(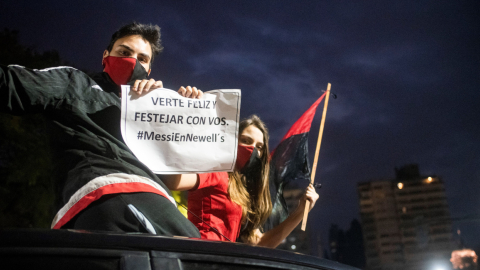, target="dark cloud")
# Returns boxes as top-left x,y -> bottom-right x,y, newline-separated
1,0 -> 479,250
